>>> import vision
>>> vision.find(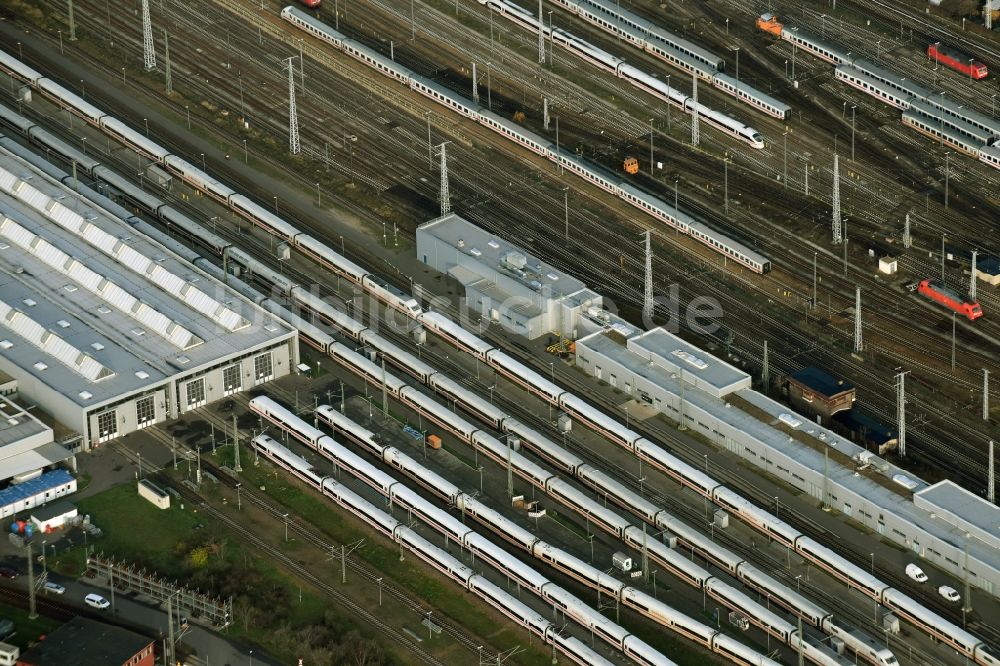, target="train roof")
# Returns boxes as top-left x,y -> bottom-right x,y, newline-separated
908,98 -> 997,145
929,41 -> 981,63
712,72 -> 792,114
